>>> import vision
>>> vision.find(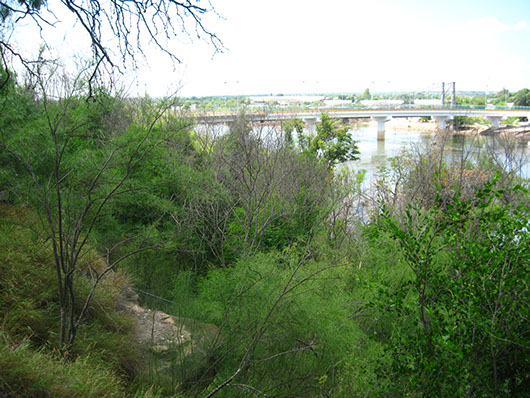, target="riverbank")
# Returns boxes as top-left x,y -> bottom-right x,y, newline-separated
367,117 -> 530,138
480,124 -> 530,139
